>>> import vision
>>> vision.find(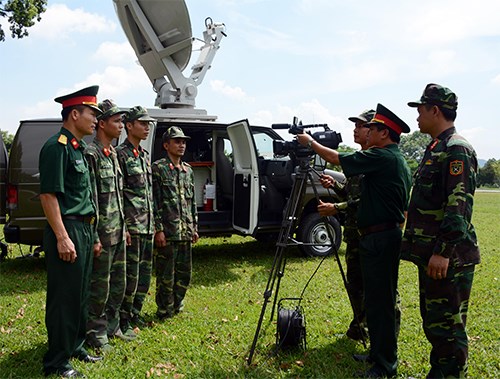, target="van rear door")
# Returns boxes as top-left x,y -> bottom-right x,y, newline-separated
0,134 -> 8,224
227,120 -> 260,234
